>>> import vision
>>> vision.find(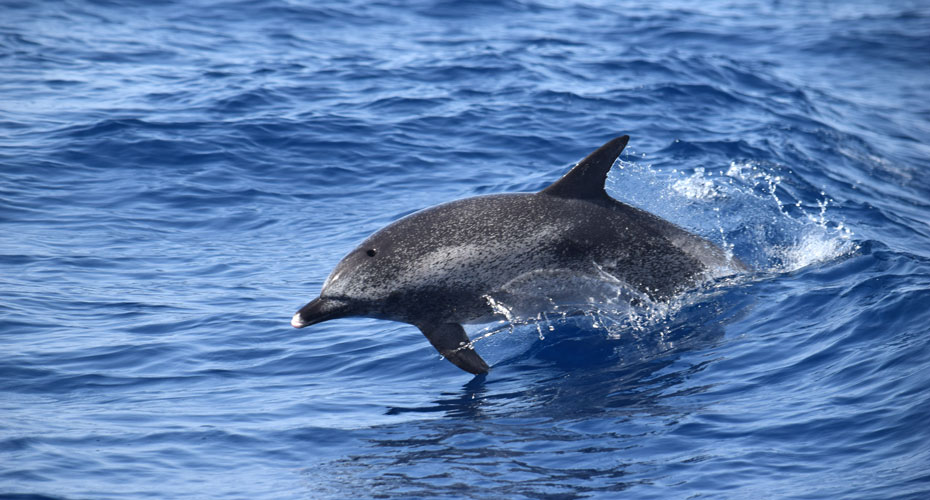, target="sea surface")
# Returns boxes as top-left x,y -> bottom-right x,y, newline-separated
2,0 -> 930,498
